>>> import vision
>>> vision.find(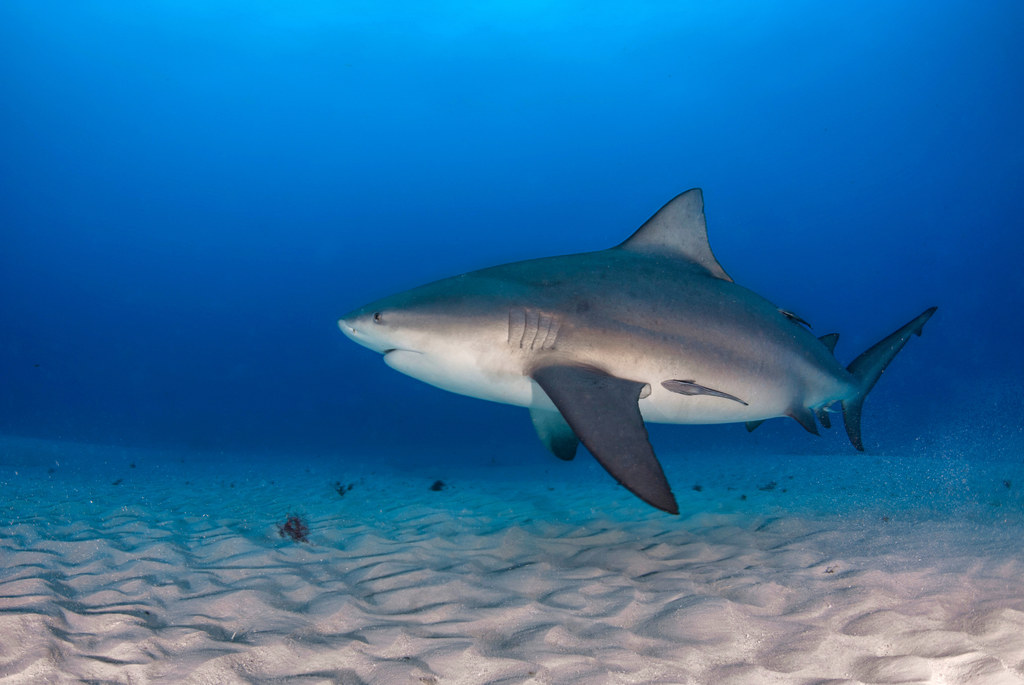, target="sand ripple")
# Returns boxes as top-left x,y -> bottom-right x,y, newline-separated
2,444 -> 1024,683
